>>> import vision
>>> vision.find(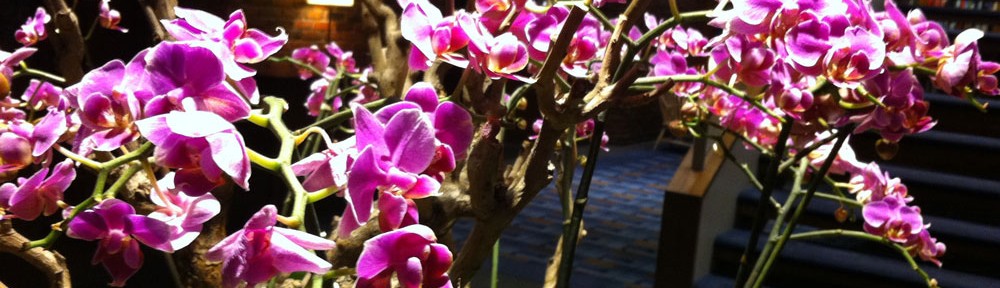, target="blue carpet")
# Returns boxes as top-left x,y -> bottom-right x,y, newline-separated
452,141 -> 687,287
